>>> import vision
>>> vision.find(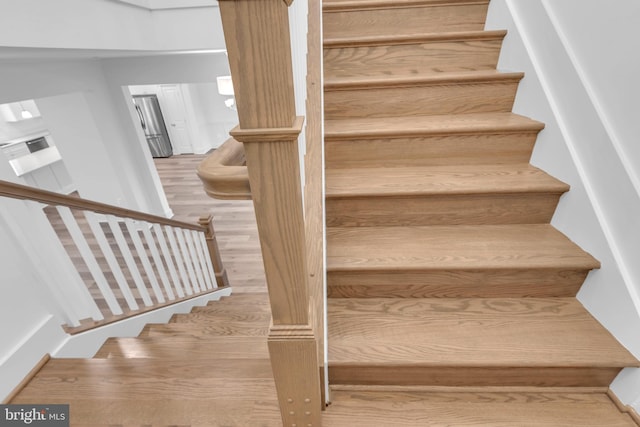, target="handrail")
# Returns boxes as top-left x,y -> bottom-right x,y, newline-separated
0,178 -> 227,333
0,180 -> 205,231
